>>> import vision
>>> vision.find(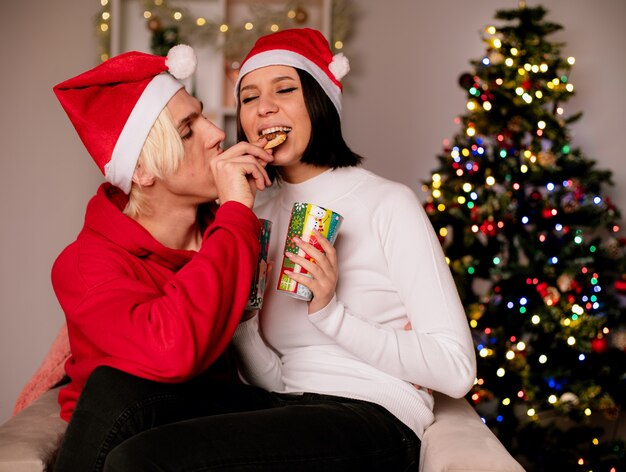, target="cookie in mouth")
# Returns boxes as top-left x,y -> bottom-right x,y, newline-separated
261,127 -> 291,149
